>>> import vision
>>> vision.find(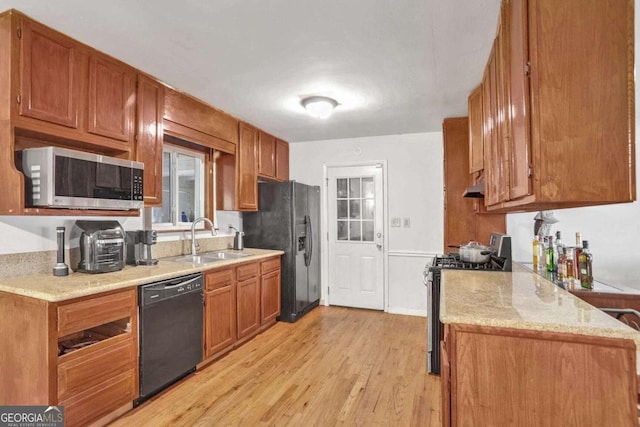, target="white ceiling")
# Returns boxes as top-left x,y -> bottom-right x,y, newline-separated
1,0 -> 501,142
